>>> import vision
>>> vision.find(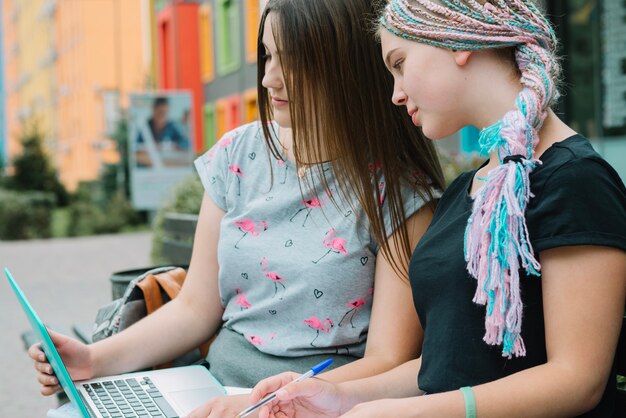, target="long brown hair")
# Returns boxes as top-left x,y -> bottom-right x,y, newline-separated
258,0 -> 444,276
